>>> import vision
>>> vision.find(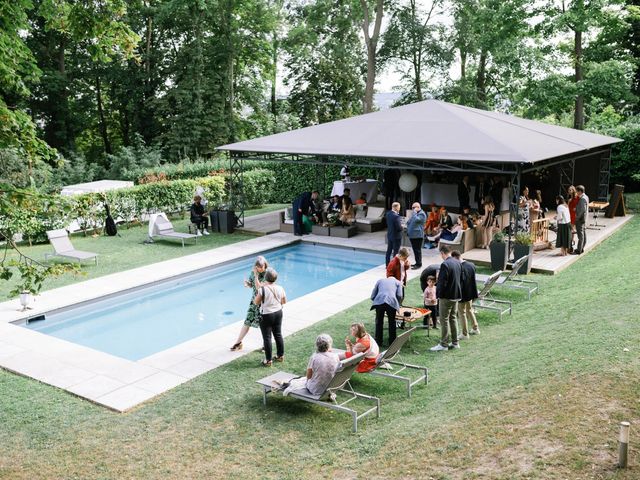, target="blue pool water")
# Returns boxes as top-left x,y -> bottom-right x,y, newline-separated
23,243 -> 384,360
